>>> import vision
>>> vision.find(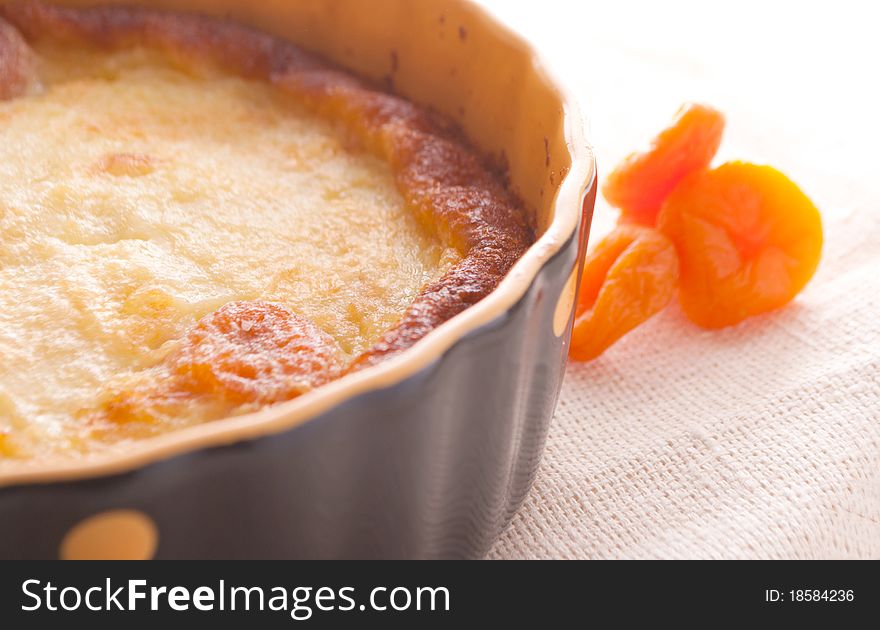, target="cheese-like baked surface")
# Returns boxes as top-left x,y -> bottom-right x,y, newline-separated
0,42 -> 459,459
0,1 -> 534,466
